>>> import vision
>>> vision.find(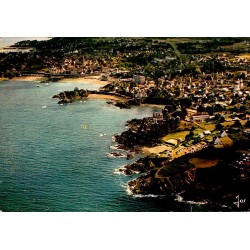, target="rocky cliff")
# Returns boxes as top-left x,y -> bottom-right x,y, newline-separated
126,148 -> 250,211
